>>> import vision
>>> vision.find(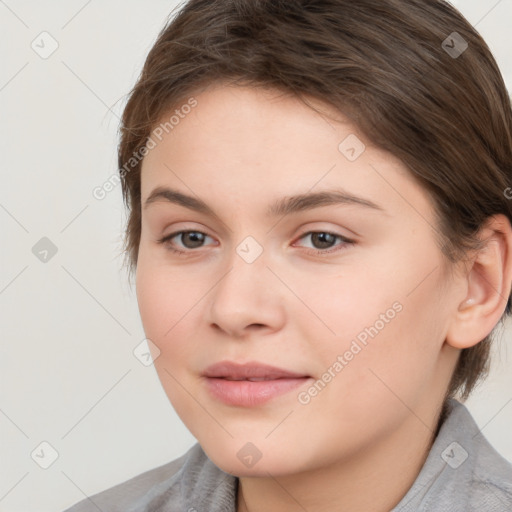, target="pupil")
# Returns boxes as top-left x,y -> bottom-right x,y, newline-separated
312,232 -> 335,249
183,232 -> 204,248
